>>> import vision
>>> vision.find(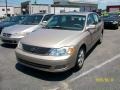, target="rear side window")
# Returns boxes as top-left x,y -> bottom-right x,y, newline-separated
93,14 -> 99,24
92,13 -> 101,24
20,15 -> 43,25
87,14 -> 95,25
